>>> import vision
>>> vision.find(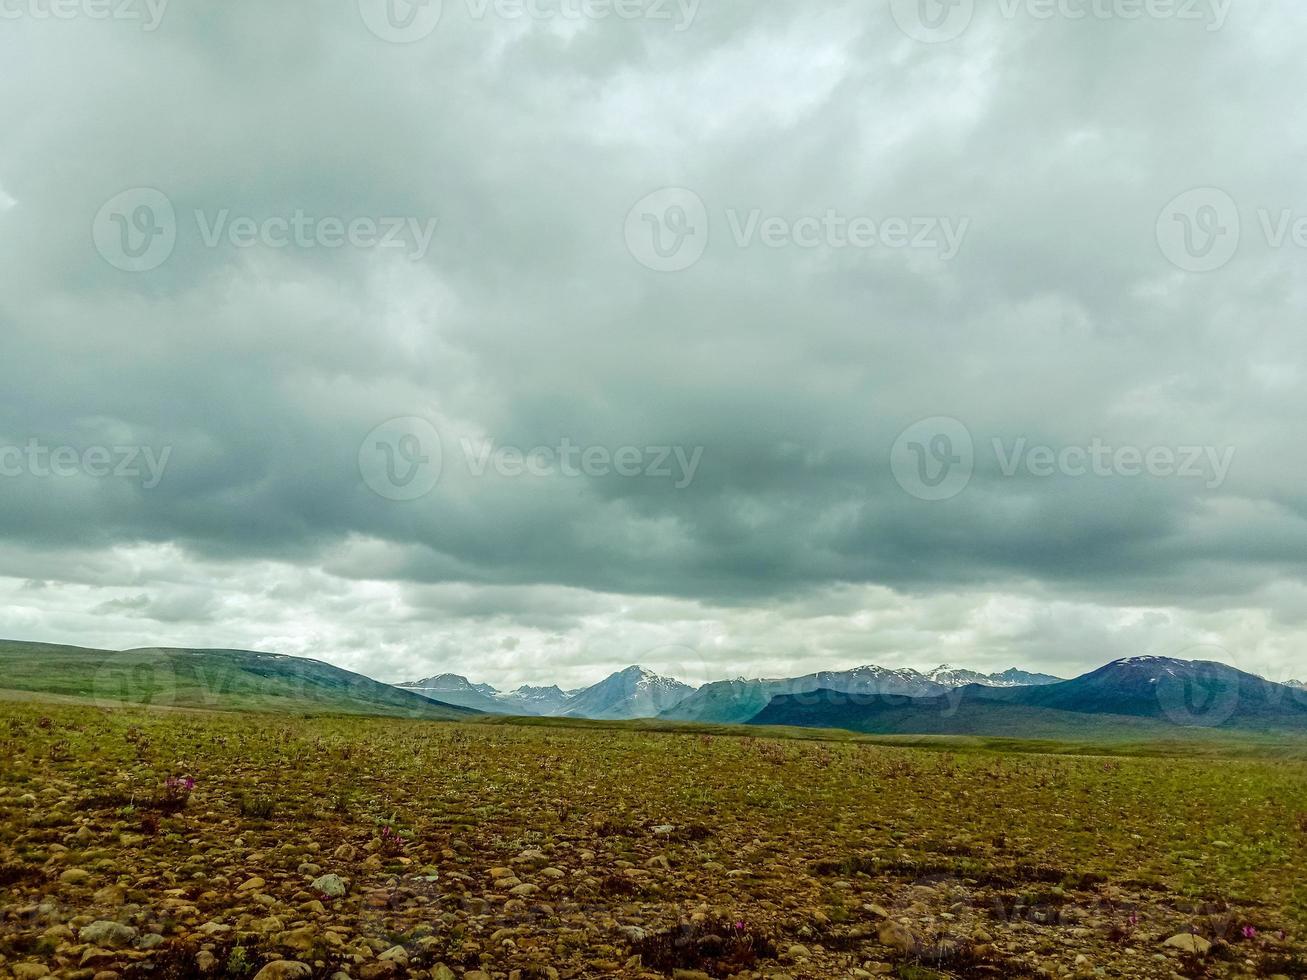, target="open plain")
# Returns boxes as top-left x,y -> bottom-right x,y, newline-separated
1,701 -> 1305,980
